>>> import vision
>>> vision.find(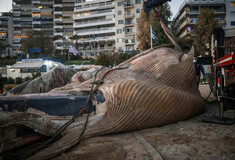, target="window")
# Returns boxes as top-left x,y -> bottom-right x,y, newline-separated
118,2 -> 122,6
118,20 -> 124,24
136,8 -> 140,13
135,0 -> 141,4
118,11 -> 122,15
230,2 -> 235,7
125,28 -> 133,33
125,19 -> 132,25
117,29 -> 122,34
231,21 -> 235,26
117,38 -> 123,43
126,10 -> 131,15
136,18 -> 139,23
